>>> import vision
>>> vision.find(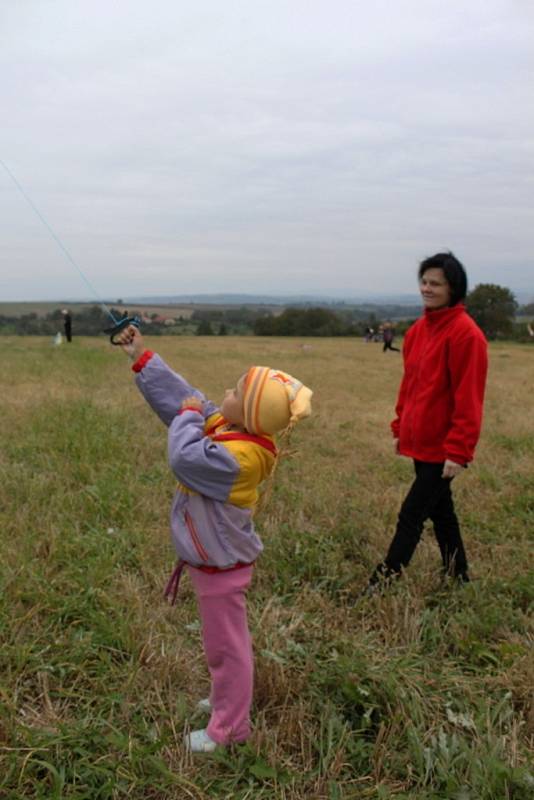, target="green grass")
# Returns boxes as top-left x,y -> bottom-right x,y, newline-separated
1,336 -> 533,799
